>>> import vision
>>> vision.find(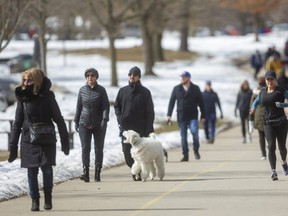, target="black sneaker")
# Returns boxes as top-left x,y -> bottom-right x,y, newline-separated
271,171 -> 278,181
194,152 -> 201,160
